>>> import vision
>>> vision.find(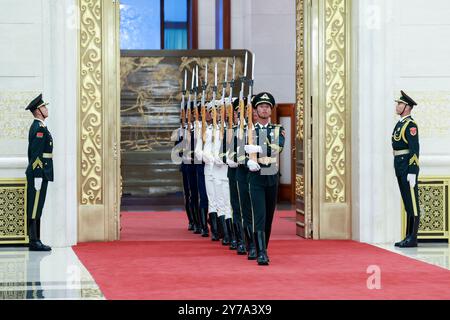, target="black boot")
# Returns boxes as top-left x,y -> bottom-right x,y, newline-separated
220,216 -> 230,246
395,215 -> 413,247
209,212 -> 220,241
217,215 -> 224,239
244,226 -> 257,260
226,218 -> 237,250
185,205 -> 194,231
255,231 -> 269,266
28,219 -> 51,252
234,222 -> 247,255
200,208 -> 209,237
192,207 -> 201,234
399,216 -> 420,248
